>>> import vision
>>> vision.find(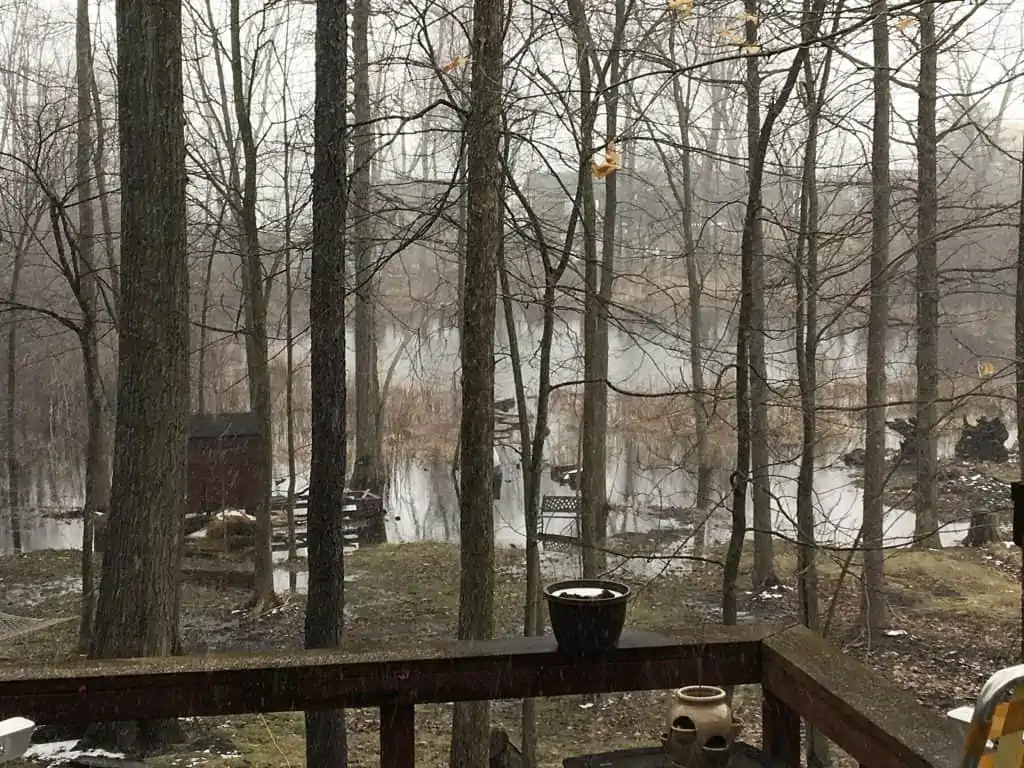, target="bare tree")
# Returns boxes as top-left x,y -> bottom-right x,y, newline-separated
745,0 -> 776,591
89,0 -> 188,752
913,0 -> 941,549
725,0 -> 824,624
448,0 -> 504,761
74,0 -> 110,650
862,0 -> 893,633
566,0 -> 603,580
350,0 -> 385,495
305,0 -> 349,757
